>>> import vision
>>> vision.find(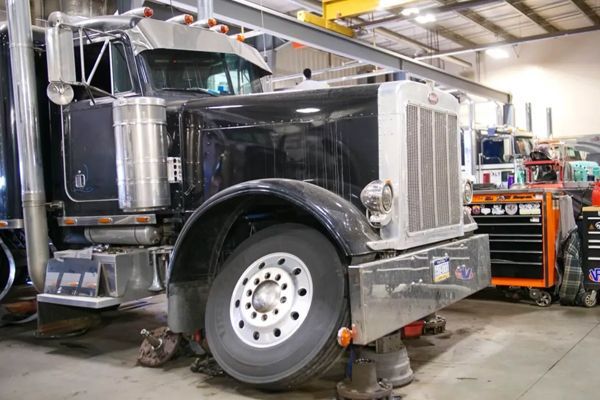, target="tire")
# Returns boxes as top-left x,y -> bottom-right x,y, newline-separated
535,291 -> 552,307
205,223 -> 349,390
583,290 -> 597,308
